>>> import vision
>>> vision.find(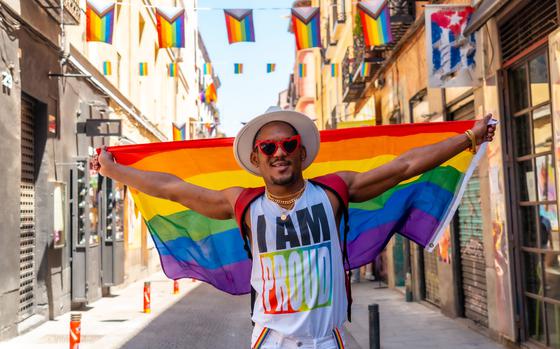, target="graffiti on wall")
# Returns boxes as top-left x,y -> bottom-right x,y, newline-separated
437,227 -> 451,264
